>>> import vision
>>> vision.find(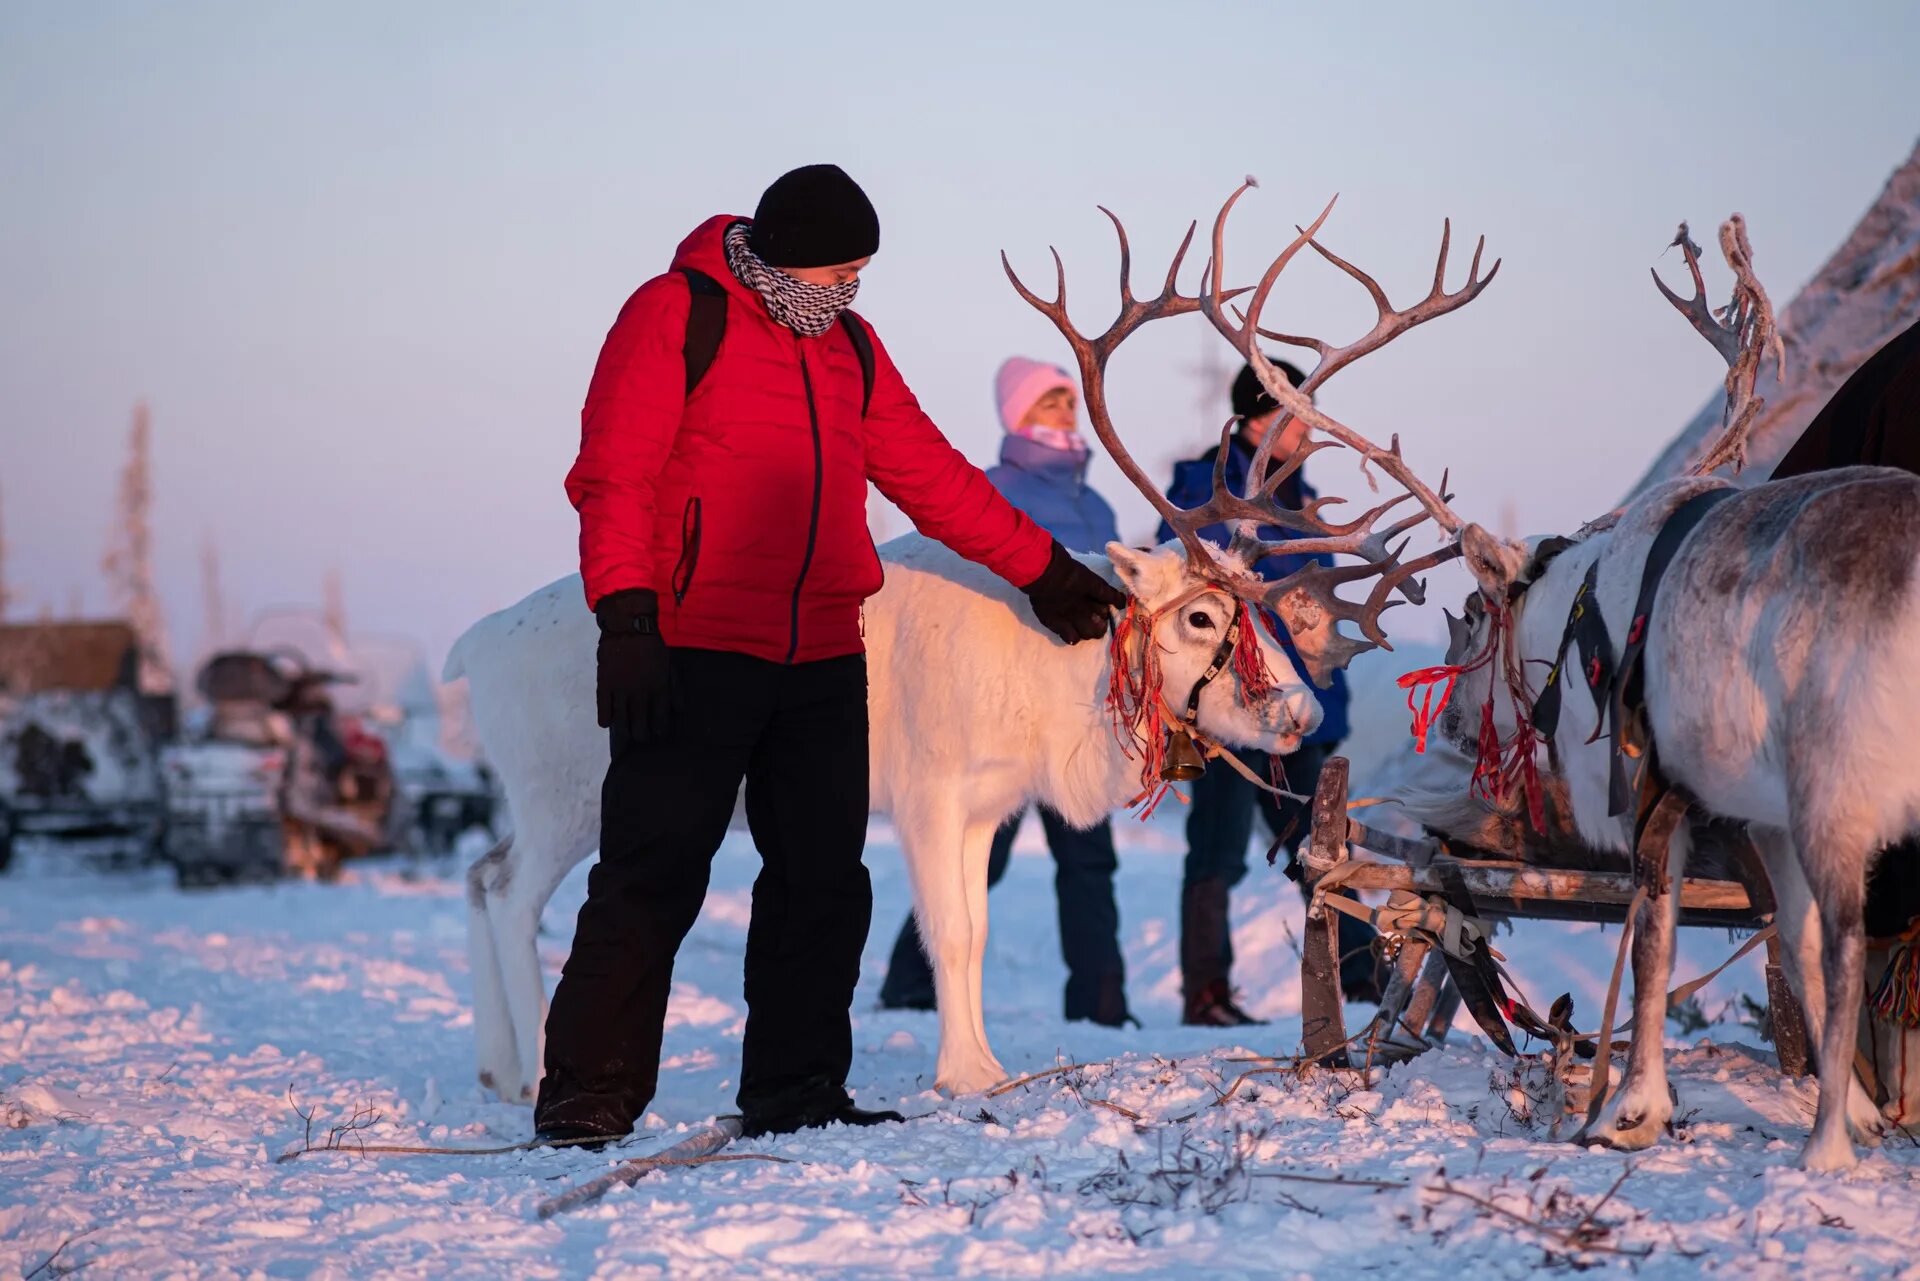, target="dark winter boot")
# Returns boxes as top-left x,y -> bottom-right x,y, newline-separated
878,915 -> 938,1011
532,1068 -> 636,1152
1068,971 -> 1137,1028
1180,878 -> 1229,1015
1184,977 -> 1268,1027
1181,878 -> 1267,1025
740,1099 -> 907,1138
533,1120 -> 622,1153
